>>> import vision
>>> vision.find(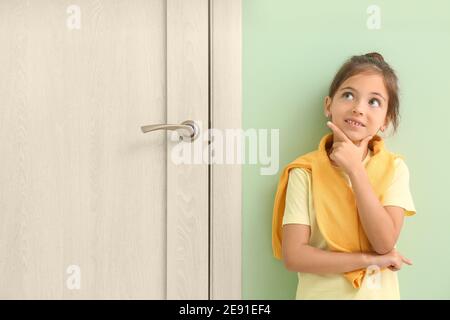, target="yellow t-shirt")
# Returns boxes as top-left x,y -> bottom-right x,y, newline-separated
282,150 -> 416,300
